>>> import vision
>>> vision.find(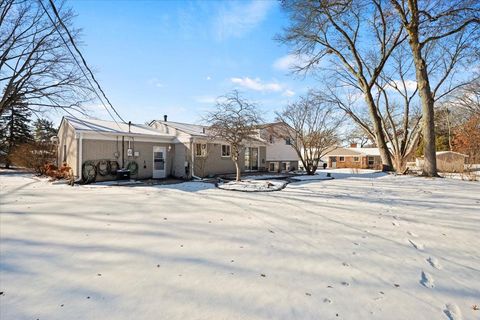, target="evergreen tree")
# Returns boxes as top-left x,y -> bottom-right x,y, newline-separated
0,100 -> 33,168
34,119 -> 57,142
